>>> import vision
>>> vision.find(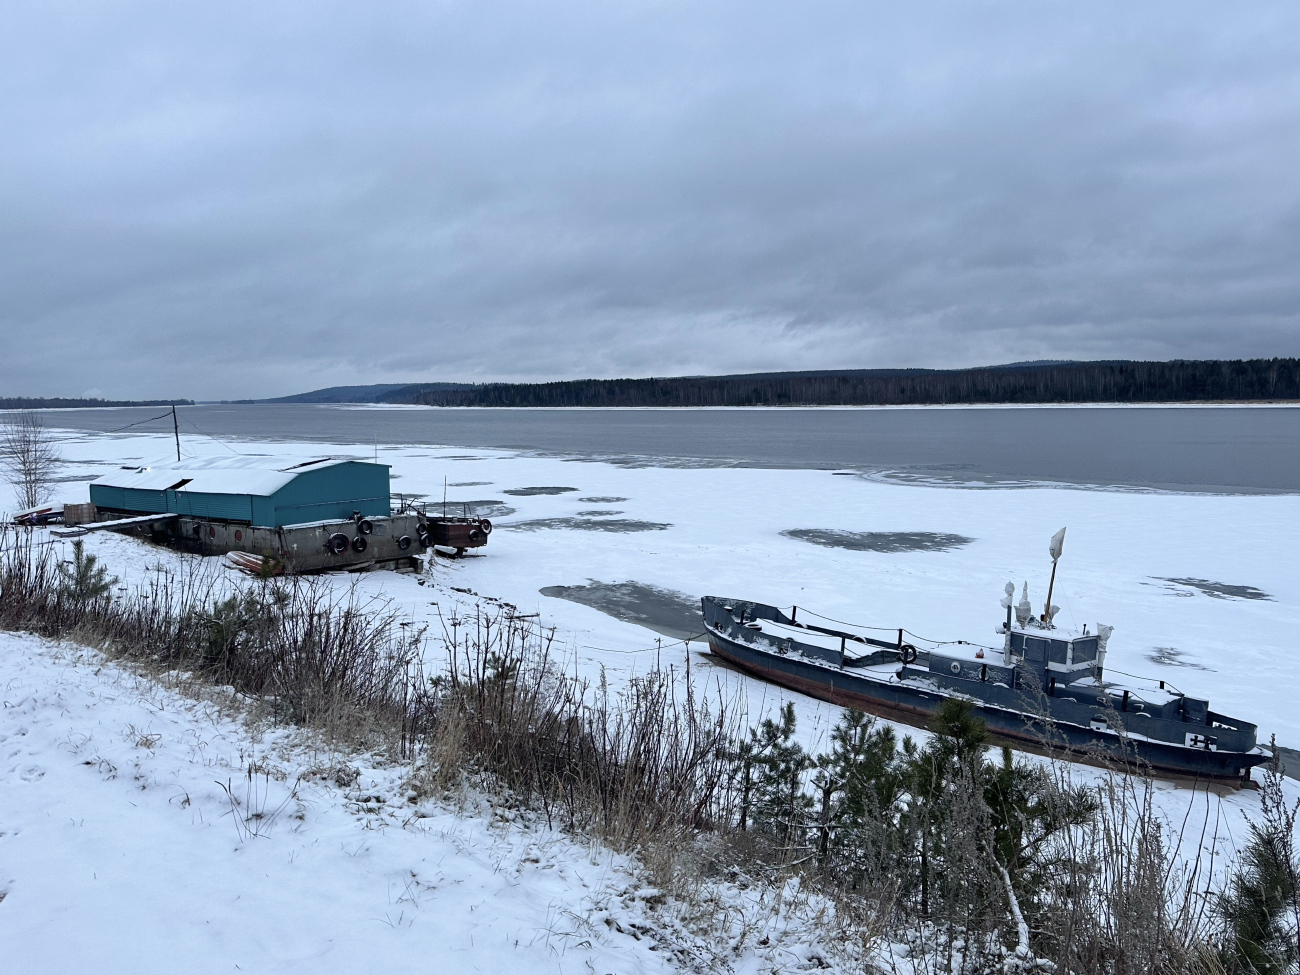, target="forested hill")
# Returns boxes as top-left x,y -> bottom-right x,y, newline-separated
0,397 -> 193,410
397,358 -> 1300,408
